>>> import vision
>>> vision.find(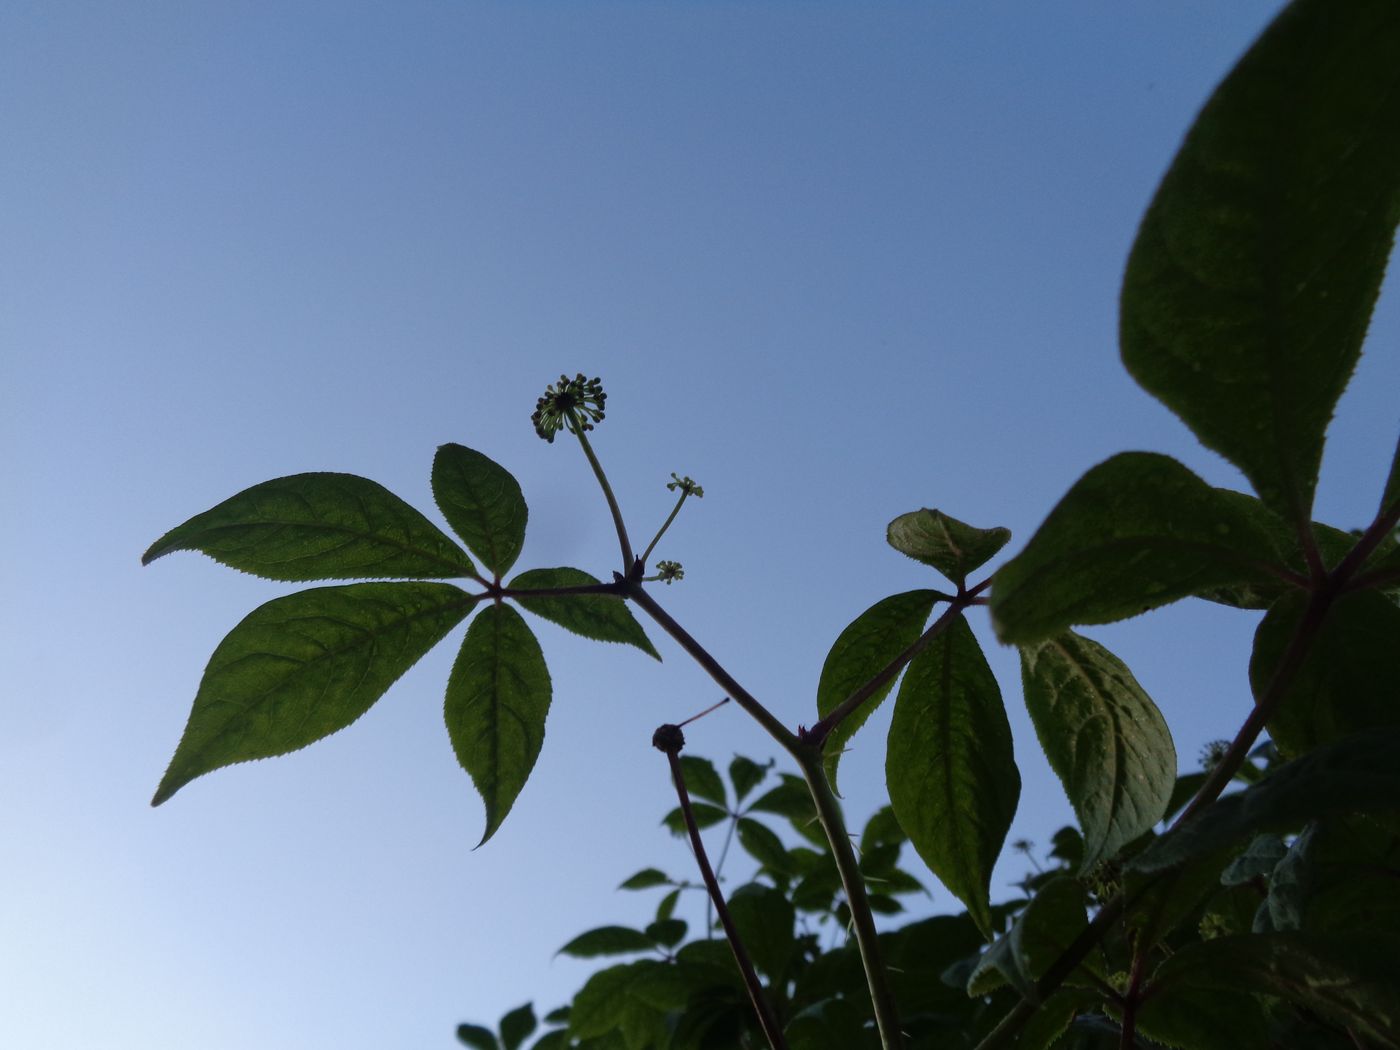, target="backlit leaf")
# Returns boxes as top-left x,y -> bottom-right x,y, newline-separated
455,1023 -> 497,1050
618,868 -> 669,891
1249,590 -> 1400,757
660,802 -> 726,836
1121,0 -> 1400,521
445,604 -> 551,846
727,882 -> 796,980
433,443 -> 528,577
152,582 -> 474,805
886,508 -> 1011,584
557,926 -> 655,959
886,615 -> 1020,937
990,453 -> 1284,644
499,1003 -> 536,1050
816,590 -> 939,790
143,472 -> 476,581
509,567 -> 659,660
1020,631 -> 1177,869
678,755 -> 726,806
728,755 -> 768,803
